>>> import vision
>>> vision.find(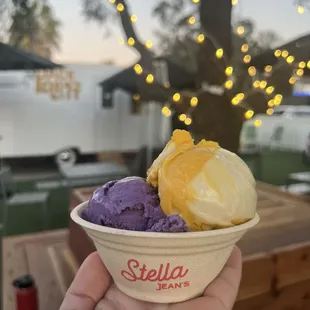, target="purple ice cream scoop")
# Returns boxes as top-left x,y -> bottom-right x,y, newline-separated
81,176 -> 188,232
